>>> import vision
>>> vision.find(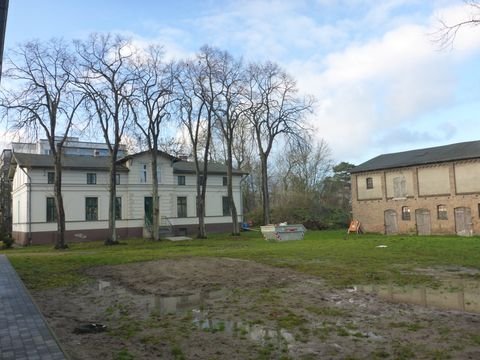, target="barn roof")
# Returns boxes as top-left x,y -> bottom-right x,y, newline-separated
351,140 -> 480,174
